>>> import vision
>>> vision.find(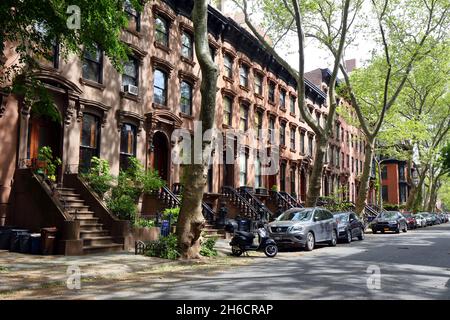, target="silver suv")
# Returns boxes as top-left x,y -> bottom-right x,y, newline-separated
268,207 -> 338,251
